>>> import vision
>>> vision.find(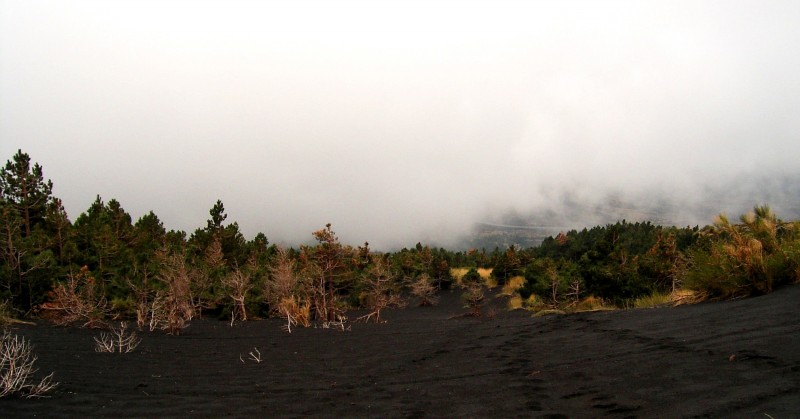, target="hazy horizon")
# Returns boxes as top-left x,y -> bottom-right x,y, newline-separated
3,1 -> 799,250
